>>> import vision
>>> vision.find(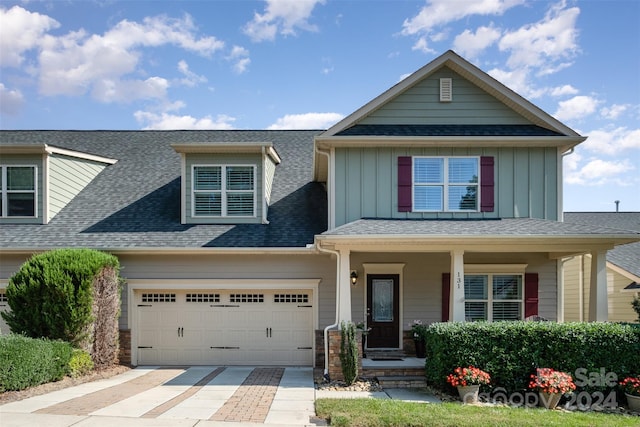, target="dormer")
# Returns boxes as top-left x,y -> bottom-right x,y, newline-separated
0,144 -> 117,224
172,142 -> 281,225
